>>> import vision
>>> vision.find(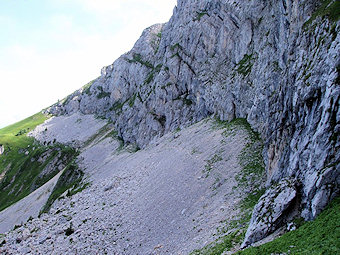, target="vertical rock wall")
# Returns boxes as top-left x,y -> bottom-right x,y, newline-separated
47,0 -> 339,245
